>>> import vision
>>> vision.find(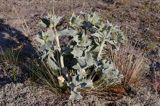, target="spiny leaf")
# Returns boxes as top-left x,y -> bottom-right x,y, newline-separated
40,18 -> 50,28
71,46 -> 83,58
60,28 -> 77,37
69,91 -> 82,100
50,15 -> 62,27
